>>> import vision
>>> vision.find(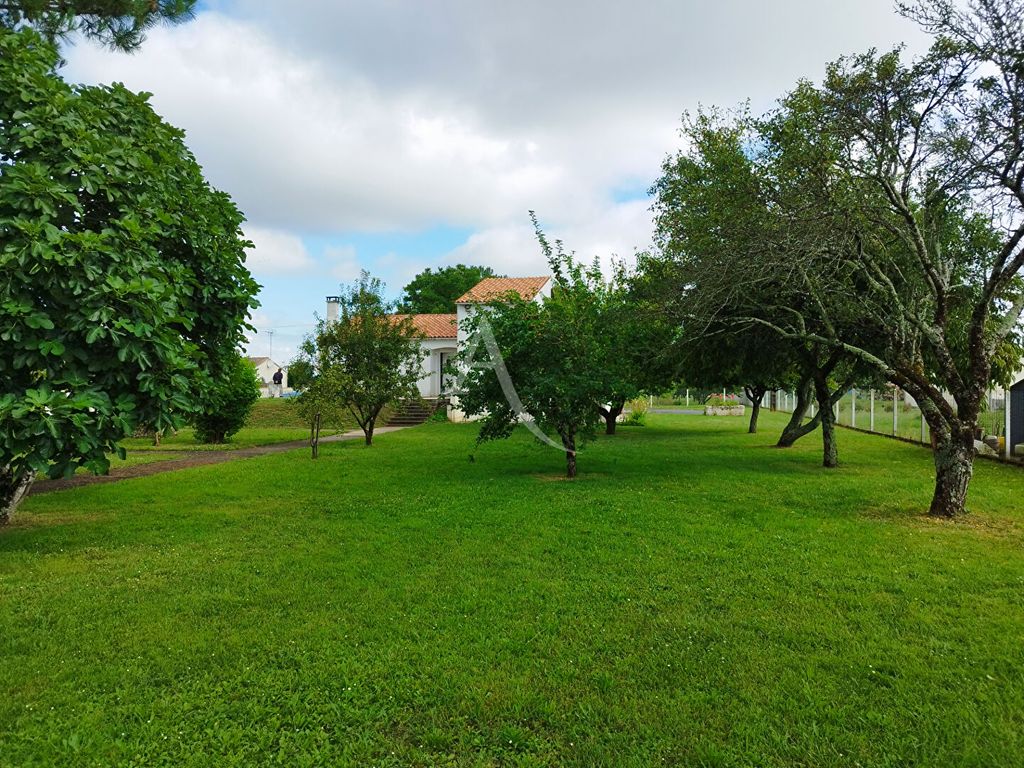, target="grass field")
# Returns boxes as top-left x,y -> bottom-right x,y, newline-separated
120,426 -> 328,452
3,413 -> 1023,766
119,398 -> 353,452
